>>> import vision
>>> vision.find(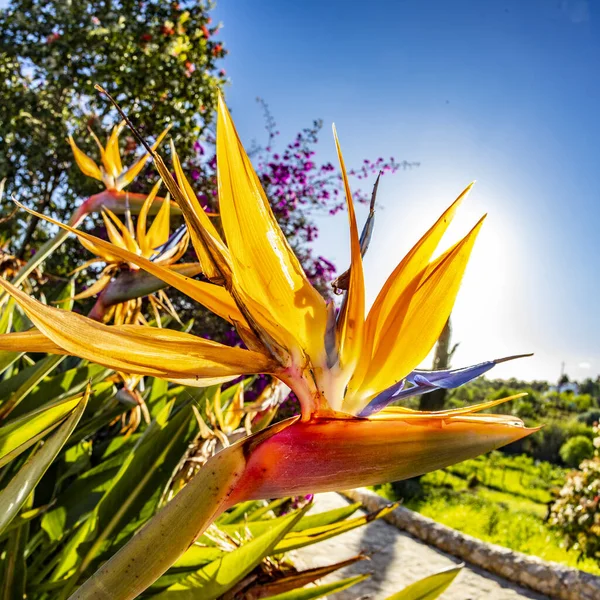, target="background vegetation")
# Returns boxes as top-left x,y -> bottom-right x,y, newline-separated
378,376 -> 600,571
